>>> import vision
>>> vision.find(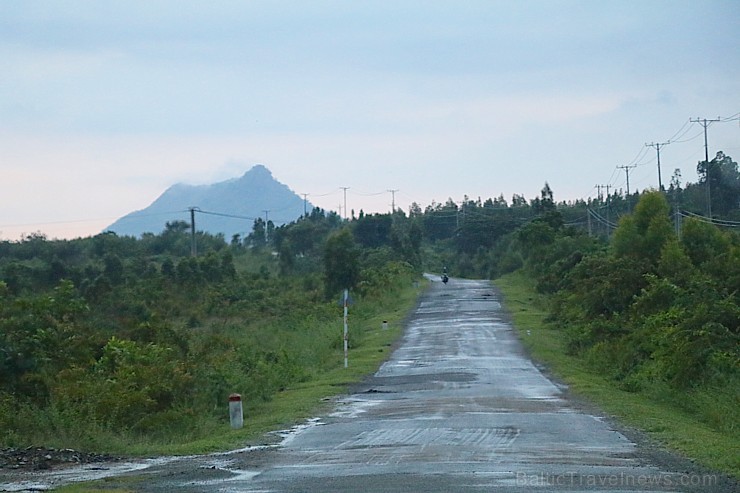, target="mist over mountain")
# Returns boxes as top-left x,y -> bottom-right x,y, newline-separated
106,165 -> 312,238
